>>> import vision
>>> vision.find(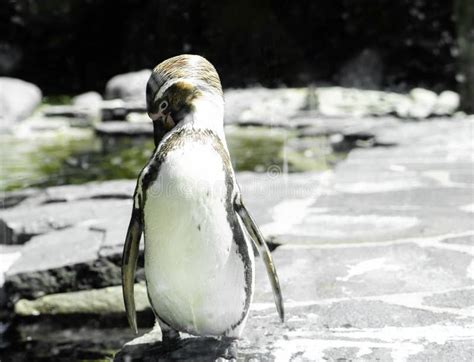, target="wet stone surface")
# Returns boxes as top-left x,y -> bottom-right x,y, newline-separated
0,117 -> 473,360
